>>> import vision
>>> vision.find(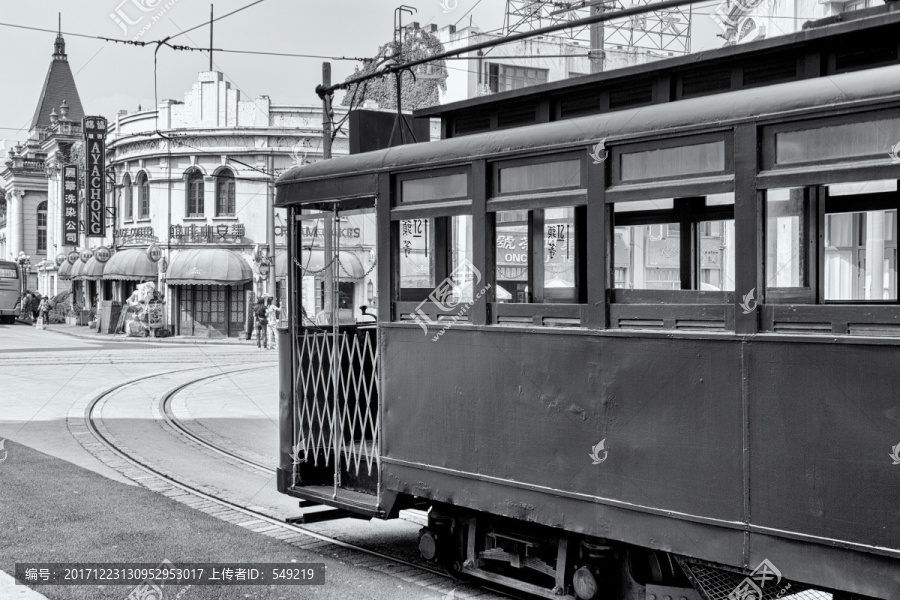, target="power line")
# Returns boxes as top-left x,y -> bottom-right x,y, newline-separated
318,0 -> 717,96
167,0 -> 267,40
